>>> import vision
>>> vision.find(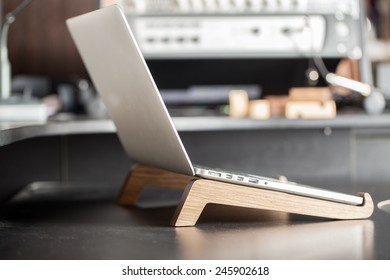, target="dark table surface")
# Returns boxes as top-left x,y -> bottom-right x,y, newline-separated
0,179 -> 389,260
1,116 -> 390,259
